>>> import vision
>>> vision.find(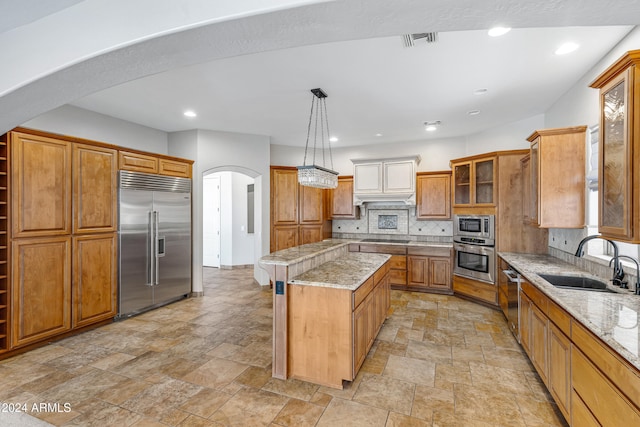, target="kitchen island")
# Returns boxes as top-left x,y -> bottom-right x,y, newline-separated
259,239 -> 394,388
